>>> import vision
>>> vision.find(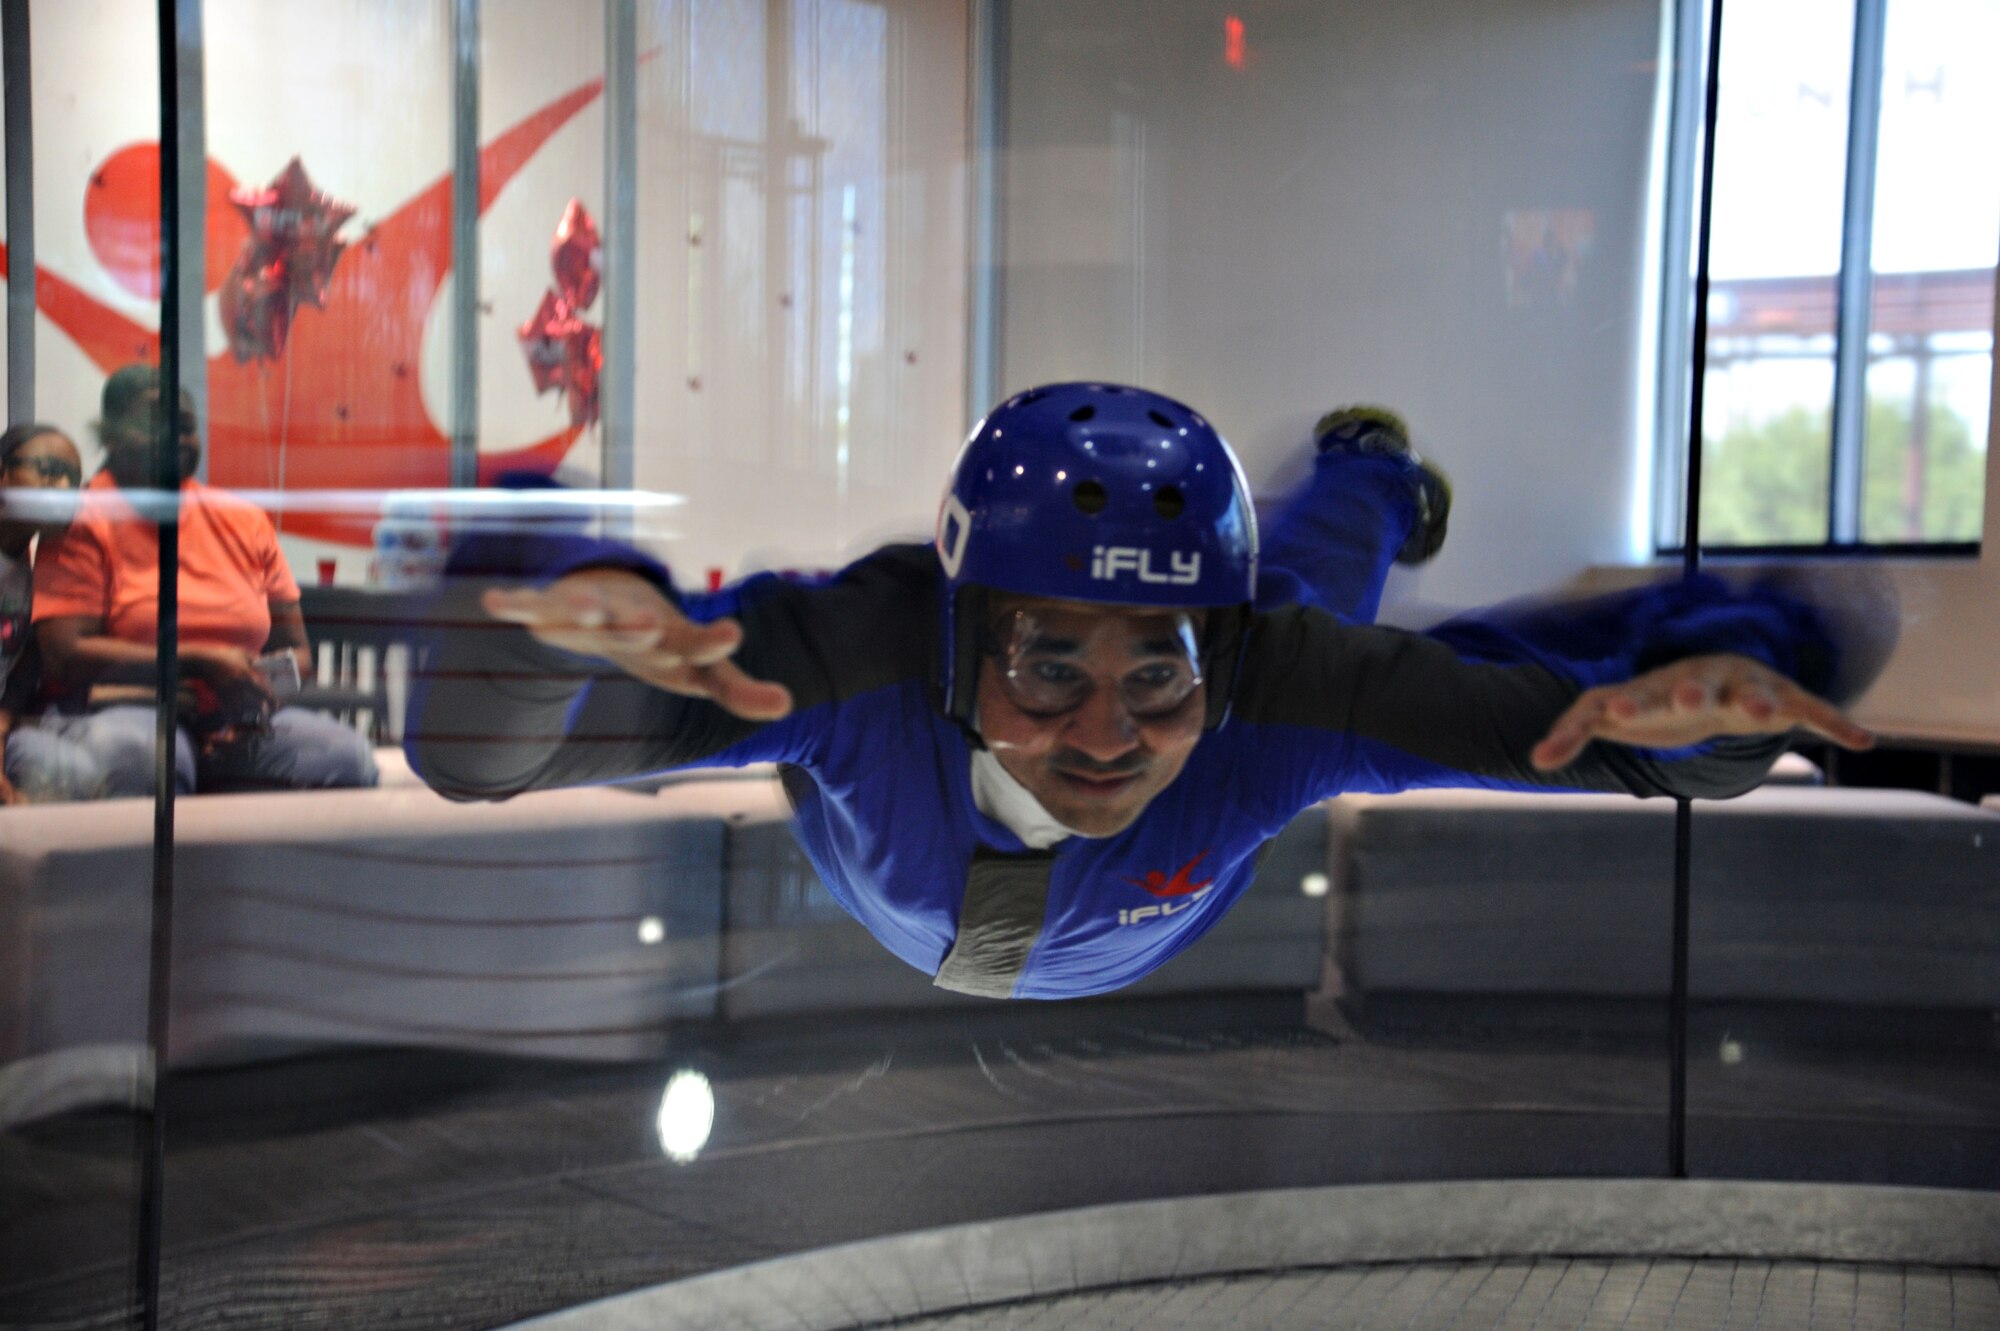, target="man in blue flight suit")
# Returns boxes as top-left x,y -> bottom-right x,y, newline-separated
407,383 -> 1873,999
